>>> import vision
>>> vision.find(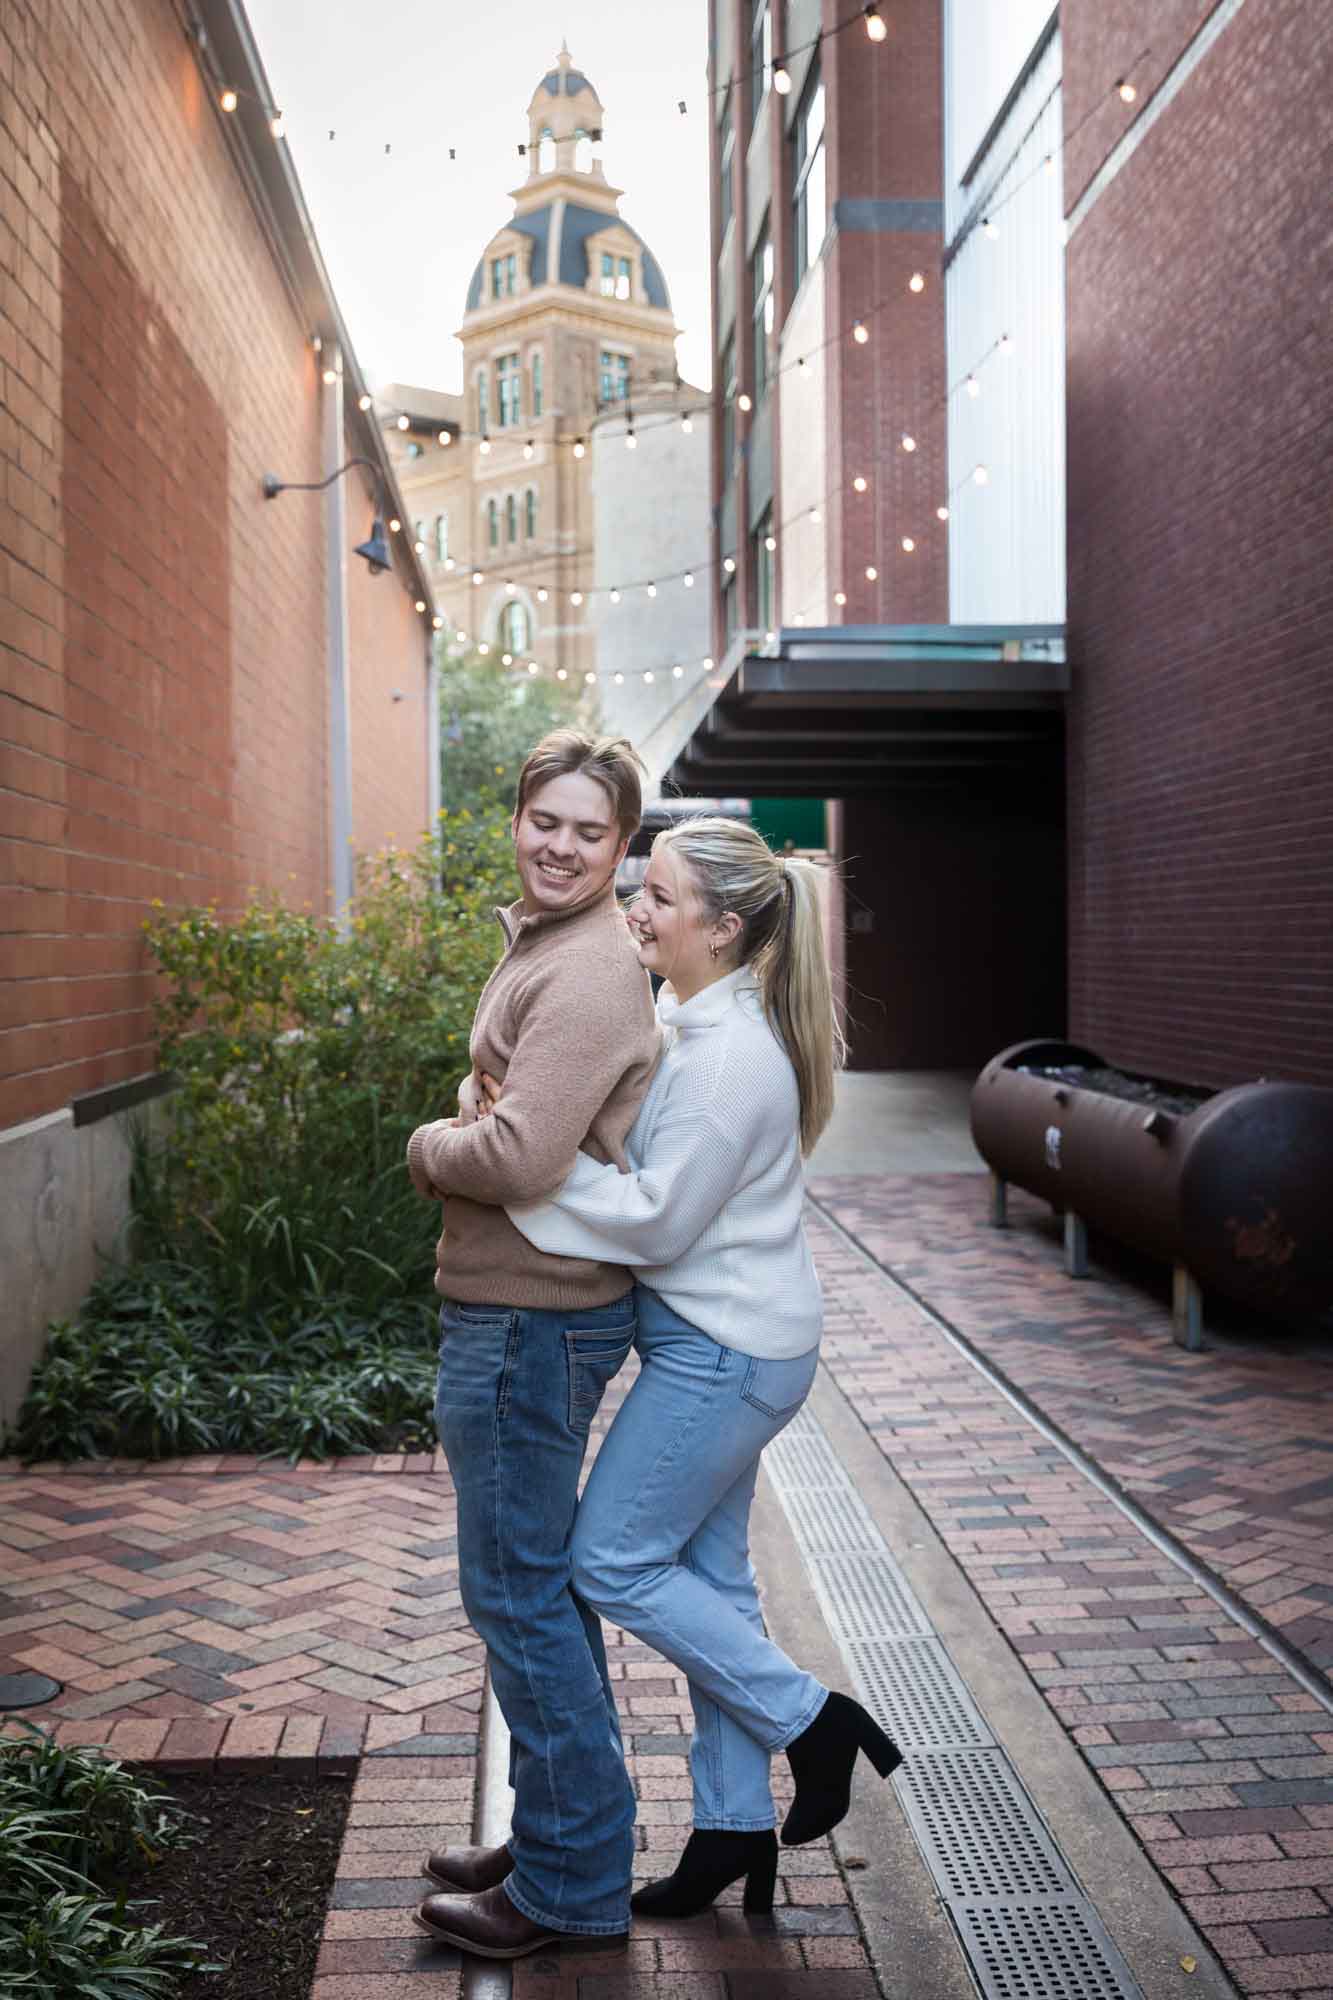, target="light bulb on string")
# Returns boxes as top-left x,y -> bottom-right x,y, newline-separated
505,580 -> 516,594
1043,153 -> 1056,173
965,374 -> 980,398
764,534 -> 777,552
438,430 -> 452,446
864,4 -> 887,41
738,392 -> 752,413
471,570 -> 482,585
270,112 -> 285,138
673,665 -> 683,678
852,476 -> 868,493
523,439 -> 534,460
389,517 -> 401,533
431,615 -> 443,630
834,590 -> 847,606
502,652 -> 513,666
613,671 -> 624,684
573,437 -> 586,458
396,415 -> 410,431
773,61 -> 791,95
704,657 -> 715,670
220,88 -> 238,112
455,629 -> 467,643
901,537 -> 915,553
901,433 -> 916,452
983,218 -> 998,239
414,539 -> 426,555
908,271 -> 925,293
646,583 -> 657,598
1117,78 -> 1137,102
322,367 -> 337,385
811,506 -> 822,523
479,437 -> 491,455
681,415 -> 693,434
585,671 -> 596,684
528,662 -> 540,676
445,557 -> 456,572
357,393 -> 372,412
644,670 -> 655,683
478,642 -> 490,655
865,565 -> 878,581
557,668 -> 568,681
571,590 -> 583,606
610,588 -> 621,604
723,556 -> 736,574
537,587 -> 548,603
998,333 -> 1014,355
683,572 -> 694,588
937,505 -> 950,521
414,599 -> 425,613
852,321 -> 869,345
974,465 -> 989,485
625,426 -> 637,450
